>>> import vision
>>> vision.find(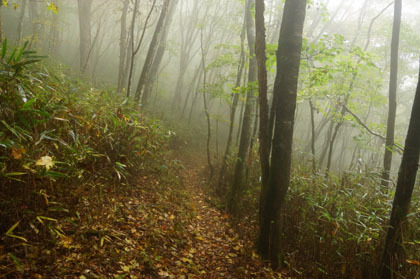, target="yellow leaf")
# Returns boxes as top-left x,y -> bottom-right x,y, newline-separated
36,156 -> 54,170
47,2 -> 58,14
406,259 -> 420,266
2,0 -> 8,8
